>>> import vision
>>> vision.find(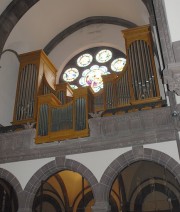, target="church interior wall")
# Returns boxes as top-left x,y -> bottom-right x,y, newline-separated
48,24 -> 126,82
164,0 -> 180,42
0,0 -> 180,211
0,140 -> 180,196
